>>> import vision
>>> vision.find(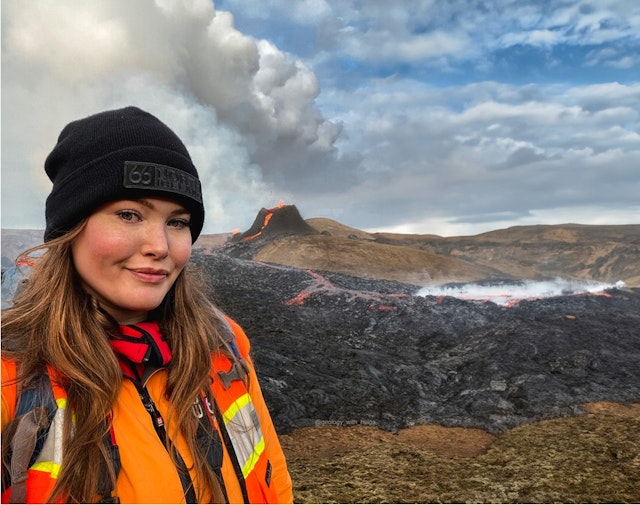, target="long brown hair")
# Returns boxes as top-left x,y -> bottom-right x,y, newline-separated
2,222 -> 229,503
